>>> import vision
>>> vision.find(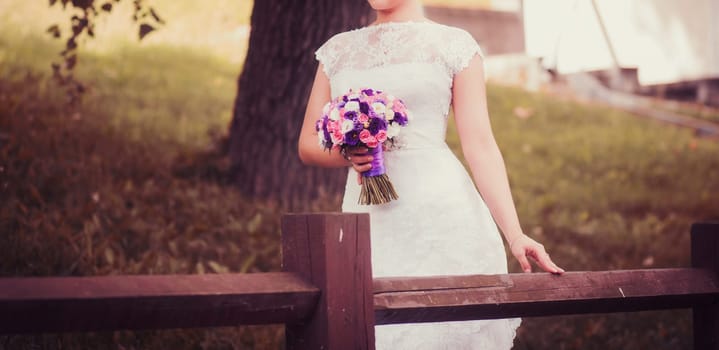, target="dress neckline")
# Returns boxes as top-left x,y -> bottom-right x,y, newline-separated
355,20 -> 440,32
